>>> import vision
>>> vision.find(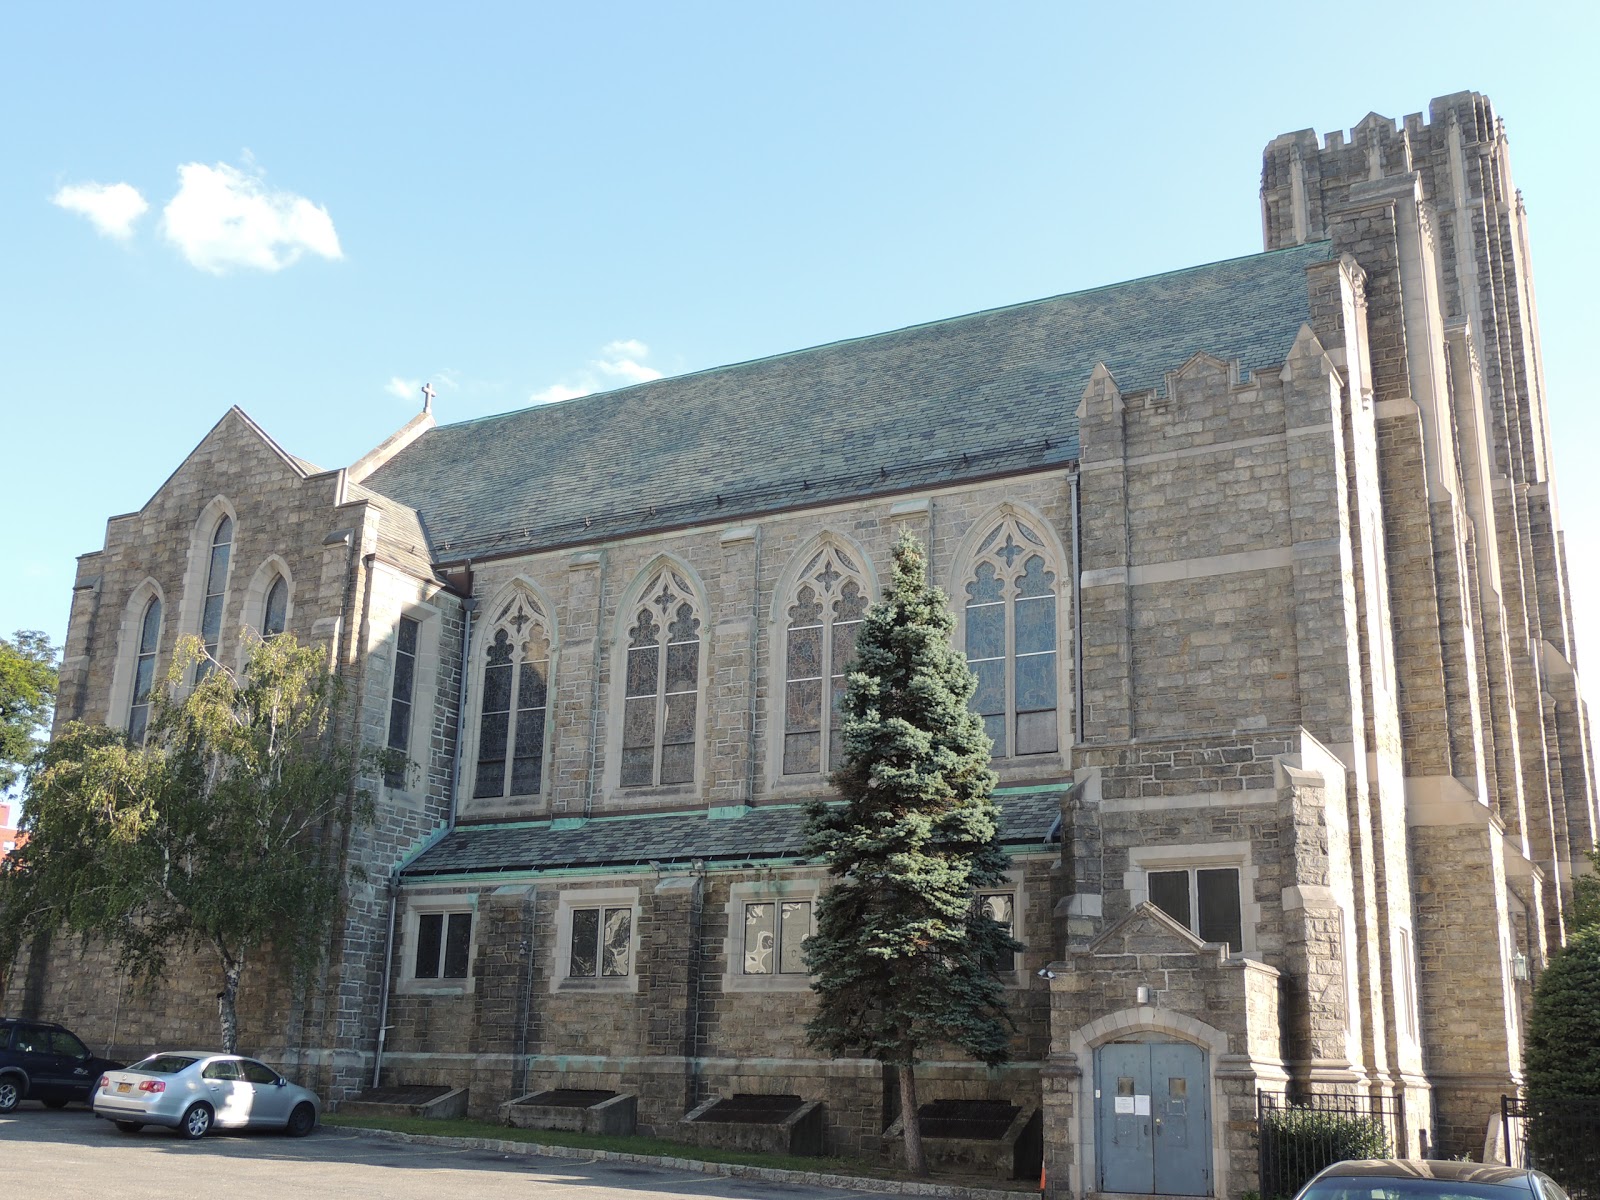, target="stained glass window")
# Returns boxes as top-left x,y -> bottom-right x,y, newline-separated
783,546 -> 868,775
621,568 -> 700,788
978,891 -> 1018,970
742,899 -> 812,975
262,575 -> 288,638
195,516 -> 233,682
385,616 -> 419,789
472,592 -> 551,800
964,516 -> 1059,757
414,911 -> 472,980
128,596 -> 162,745
569,905 -> 632,978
